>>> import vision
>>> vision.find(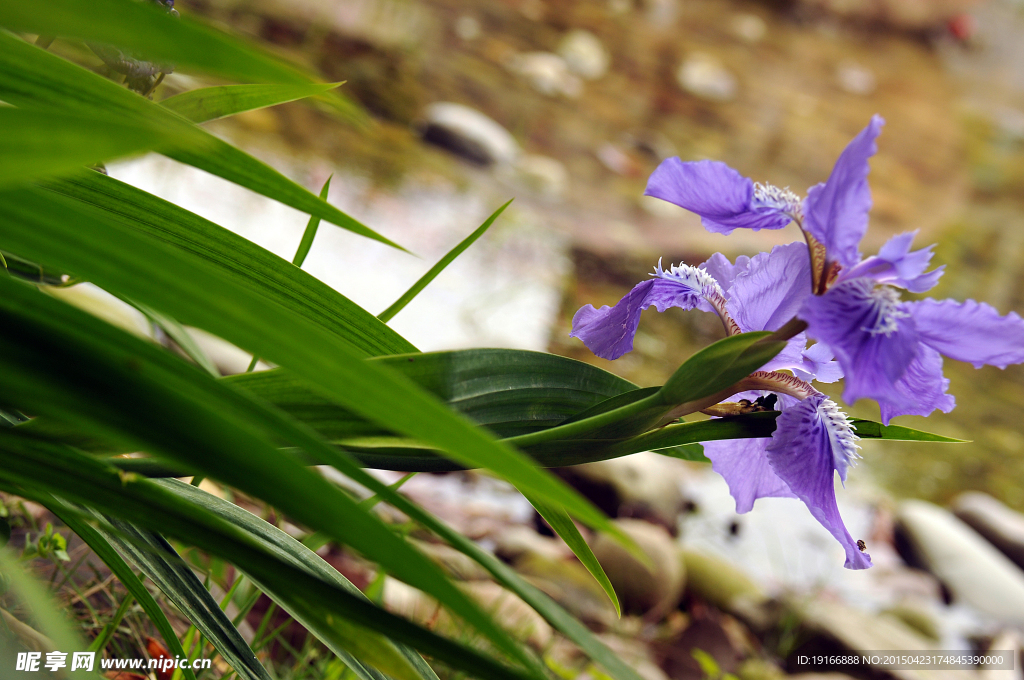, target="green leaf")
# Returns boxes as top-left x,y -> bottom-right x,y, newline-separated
0,0 -> 319,85
161,83 -> 341,124
0,32 -> 395,249
527,497 -> 620,617
43,496 -> 199,680
377,200 -> 512,323
225,349 -> 636,442
132,300 -> 220,377
99,518 -> 270,680
0,273 -> 548,678
658,332 -> 782,406
0,108 -> 187,188
46,170 -> 416,357
158,480 -> 439,680
850,419 -> 966,443
1,186 -> 614,542
293,176 -> 332,267
0,433 -> 535,680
